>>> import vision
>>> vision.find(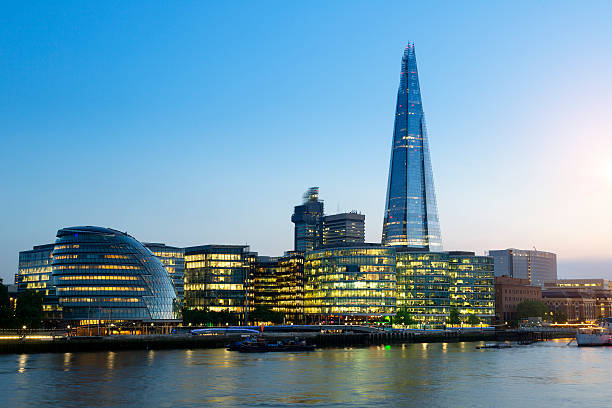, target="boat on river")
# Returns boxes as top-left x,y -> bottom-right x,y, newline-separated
576,318 -> 612,346
227,336 -> 315,352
